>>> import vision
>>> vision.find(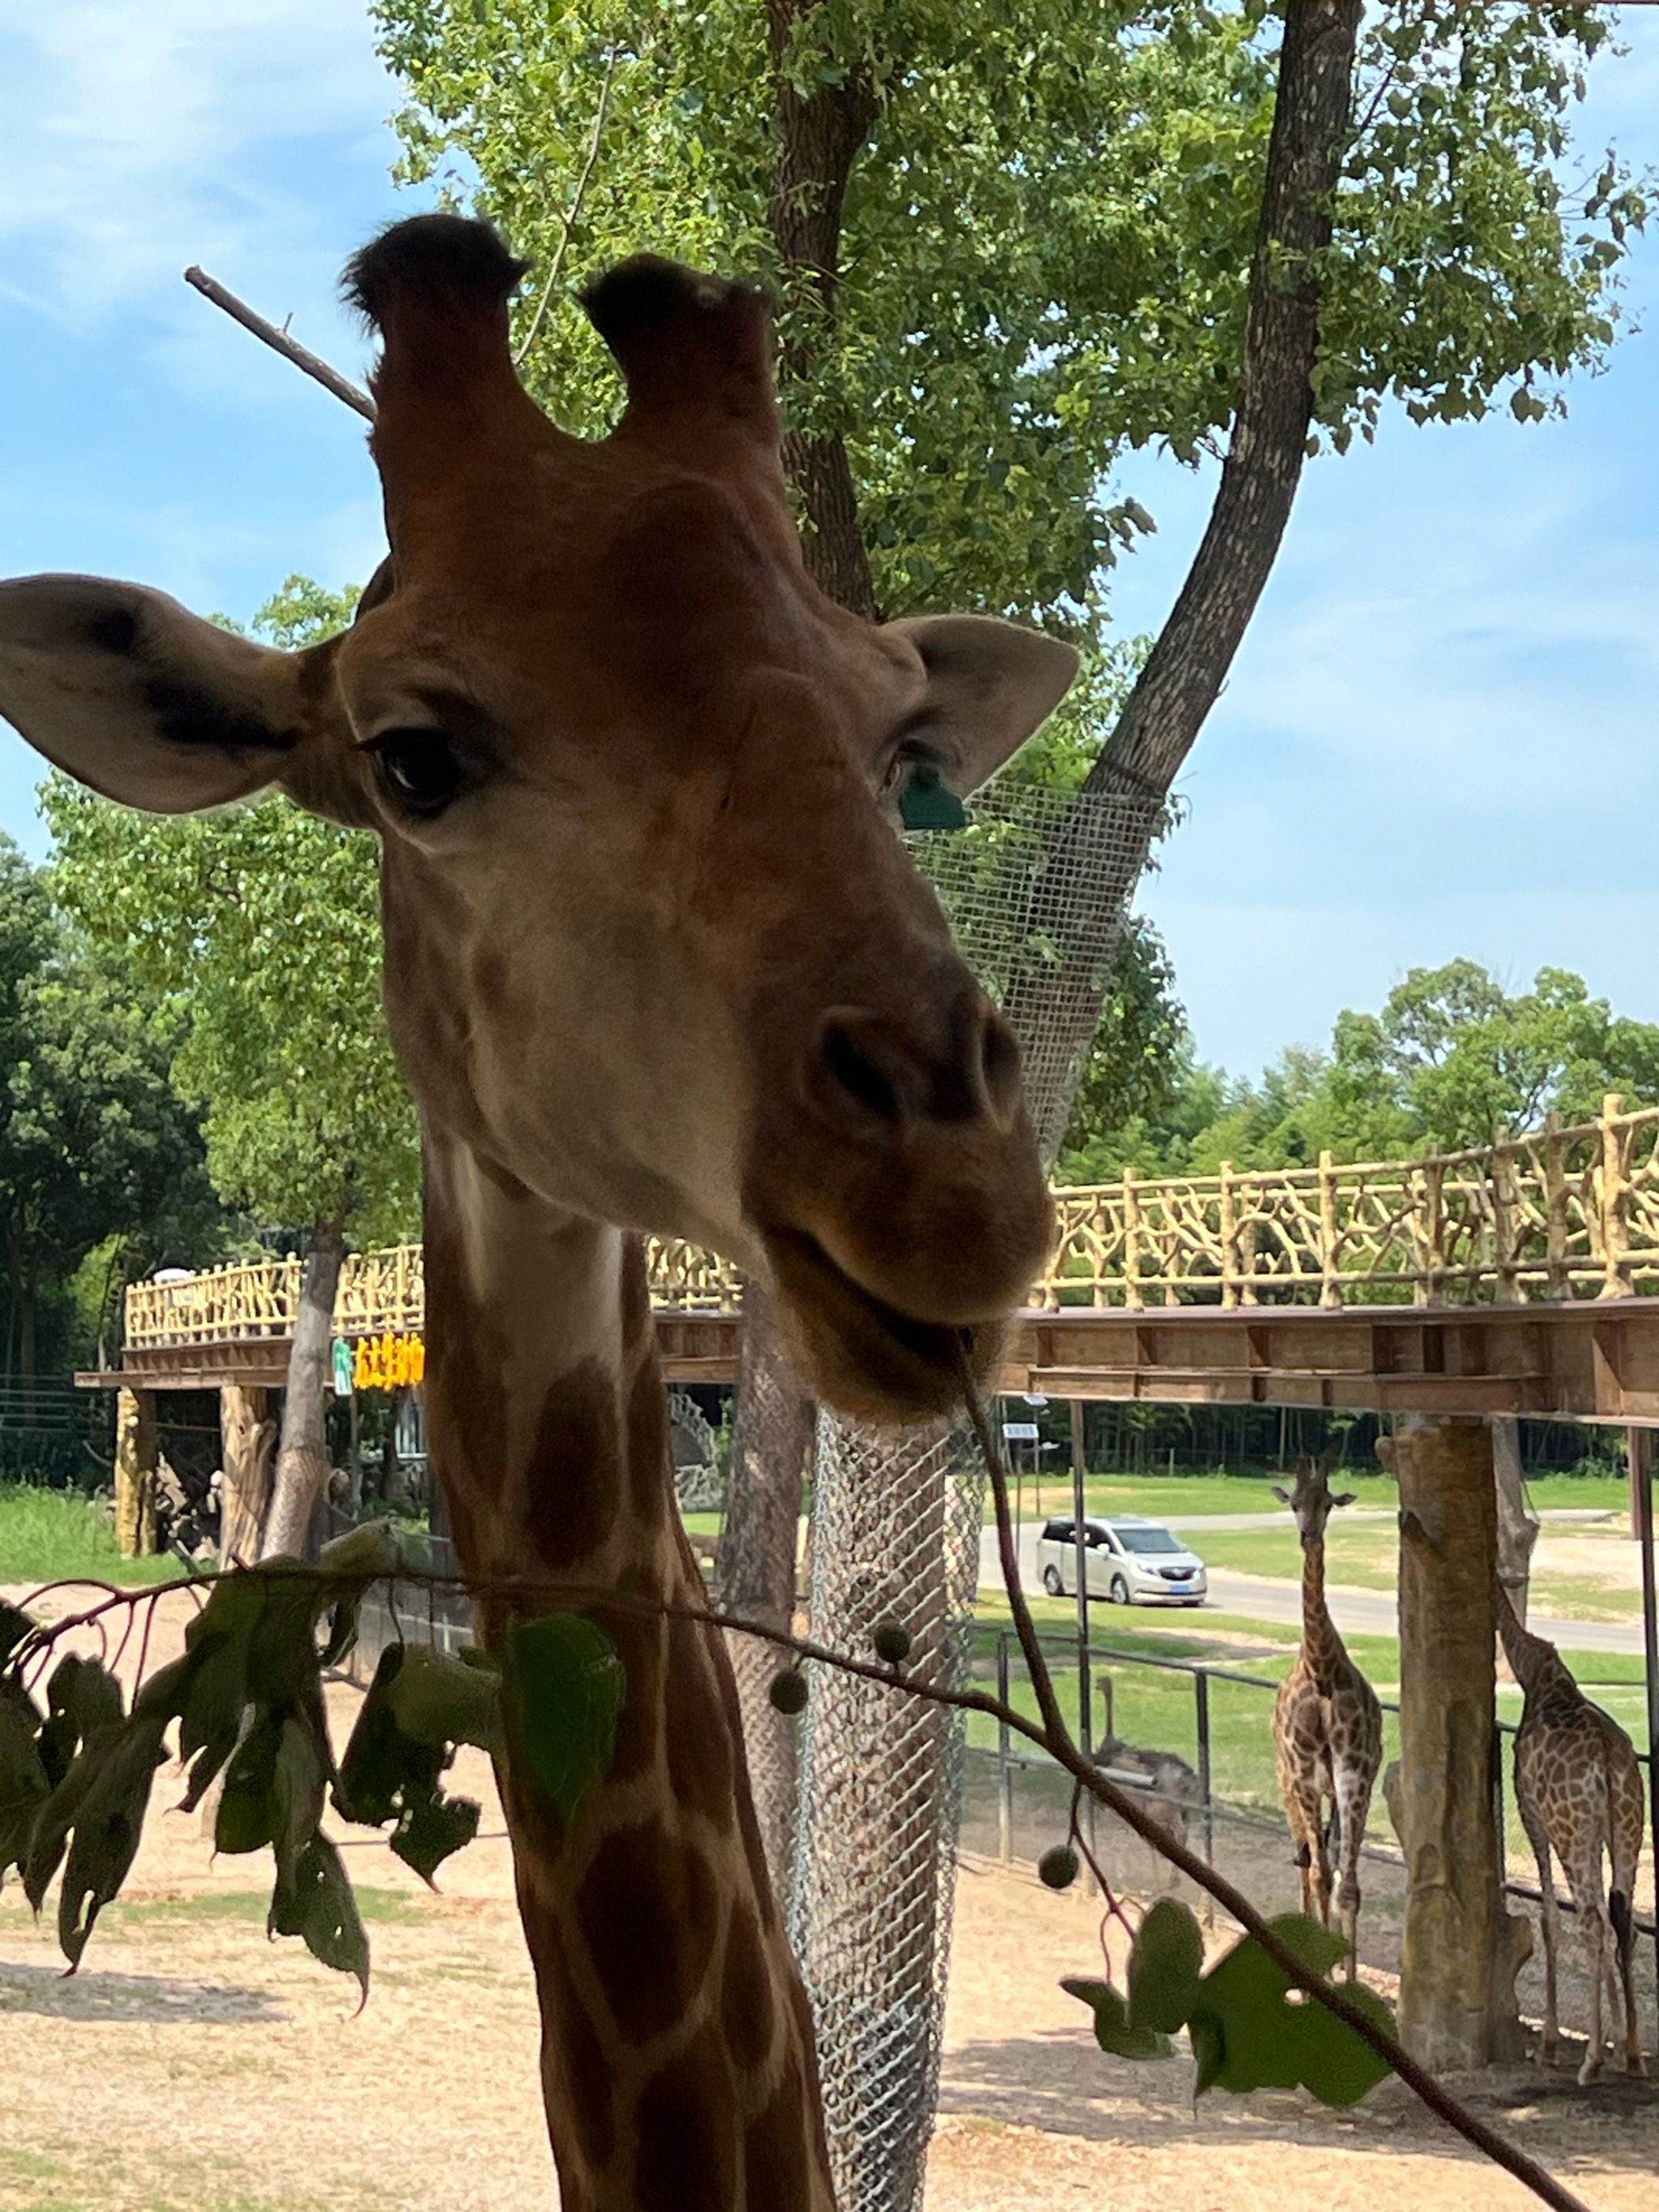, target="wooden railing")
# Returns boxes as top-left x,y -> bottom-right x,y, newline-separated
125,1236 -> 744,1351
123,1096 -> 1659,1350
1041,1093 -> 1659,1310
